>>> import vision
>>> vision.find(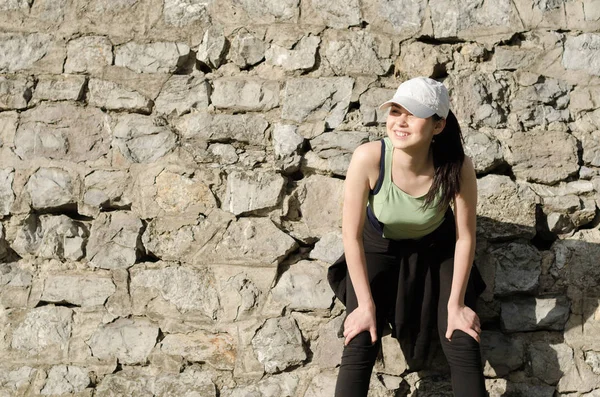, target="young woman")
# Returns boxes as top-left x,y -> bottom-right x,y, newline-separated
327,77 -> 487,396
